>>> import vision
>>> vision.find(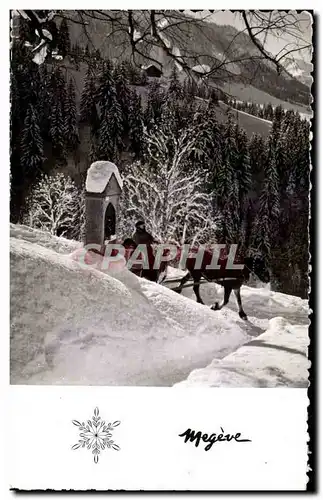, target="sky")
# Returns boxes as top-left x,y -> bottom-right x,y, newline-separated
193,10 -> 313,64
